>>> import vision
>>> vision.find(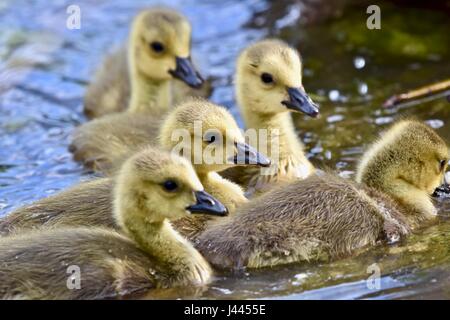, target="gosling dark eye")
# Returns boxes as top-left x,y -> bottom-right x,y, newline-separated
150,41 -> 165,53
162,180 -> 178,192
440,160 -> 447,171
261,72 -> 274,84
